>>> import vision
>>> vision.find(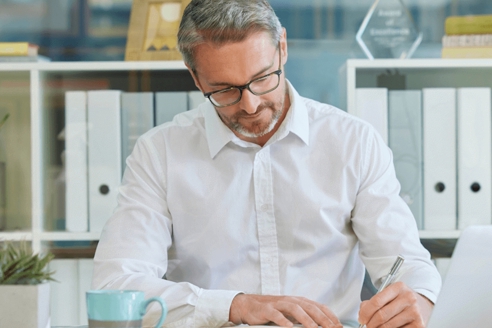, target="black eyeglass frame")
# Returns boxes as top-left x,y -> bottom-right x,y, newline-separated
203,44 -> 283,108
